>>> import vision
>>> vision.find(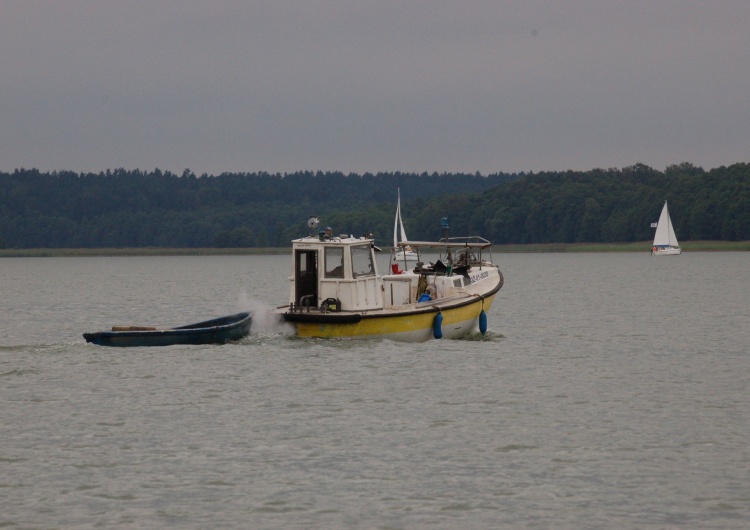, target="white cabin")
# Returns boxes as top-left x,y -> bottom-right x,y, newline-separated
289,235 -> 383,312
288,234 -> 498,314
